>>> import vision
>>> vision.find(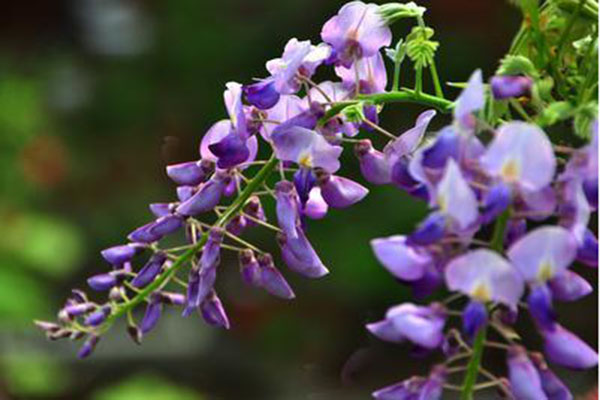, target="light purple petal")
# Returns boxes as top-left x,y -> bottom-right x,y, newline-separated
262,95 -> 305,140
548,270 -> 592,302
319,175 -> 369,208
371,235 -> 431,281
435,159 -> 479,230
480,121 -> 556,191
386,303 -> 446,349
321,1 -> 391,64
385,109 -> 437,158
335,52 -> 387,94
445,249 -> 524,307
507,226 -> 577,283
303,187 -> 329,219
507,346 -> 547,400
454,69 -> 484,131
271,126 -> 342,172
542,324 -> 598,369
